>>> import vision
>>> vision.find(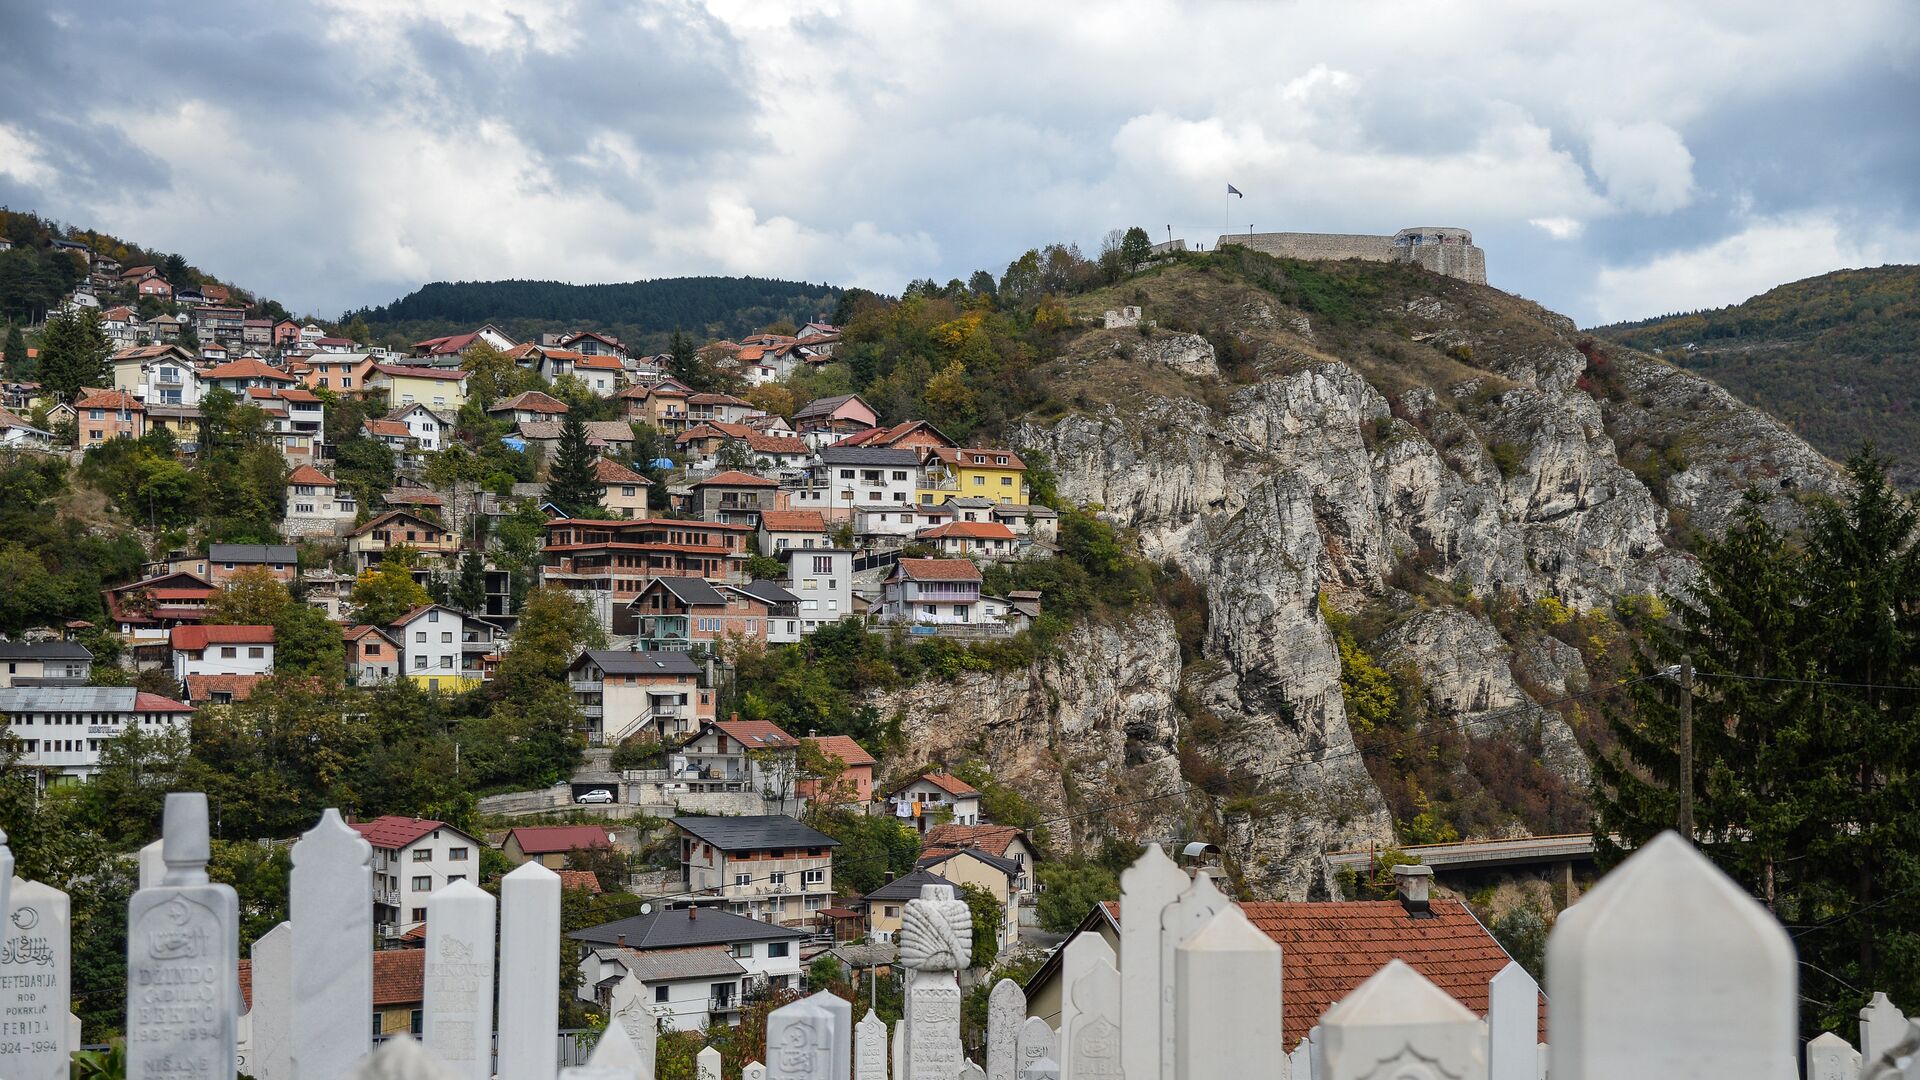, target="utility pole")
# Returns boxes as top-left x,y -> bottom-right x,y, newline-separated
1678,656 -> 1694,839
